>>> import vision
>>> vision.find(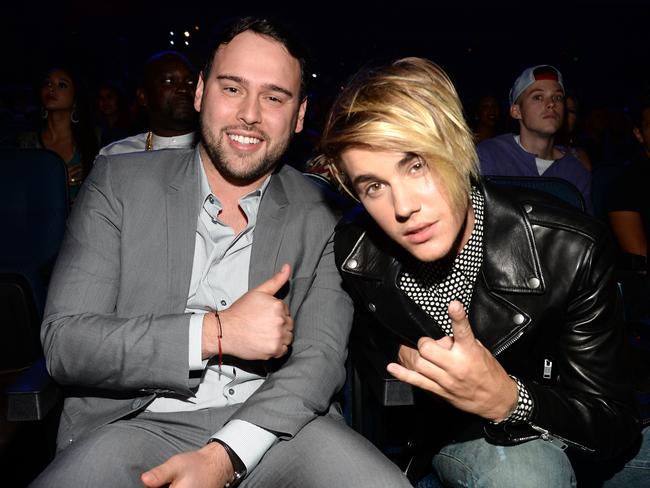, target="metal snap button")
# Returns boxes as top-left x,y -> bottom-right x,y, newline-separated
513,314 -> 525,325
347,258 -> 358,269
524,204 -> 533,213
528,277 -> 541,289
368,303 -> 376,312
